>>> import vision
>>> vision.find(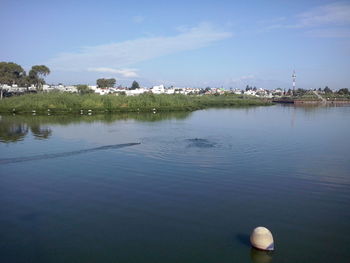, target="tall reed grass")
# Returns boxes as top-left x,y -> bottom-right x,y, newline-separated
0,92 -> 272,113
